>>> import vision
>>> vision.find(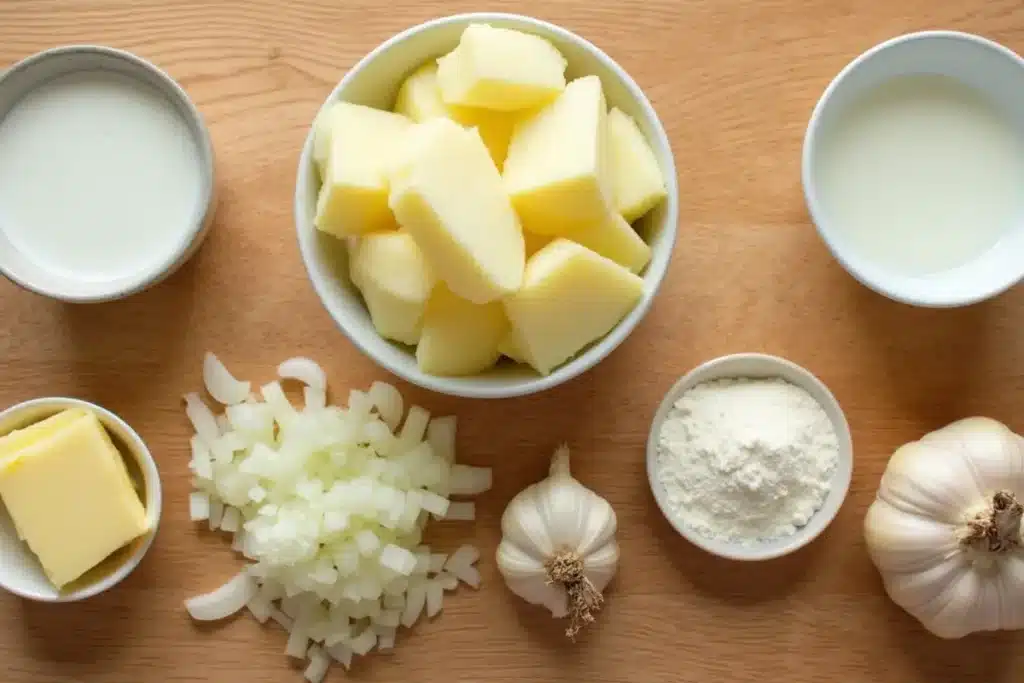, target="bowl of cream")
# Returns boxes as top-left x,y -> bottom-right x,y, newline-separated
803,31 -> 1024,307
0,45 -> 216,303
